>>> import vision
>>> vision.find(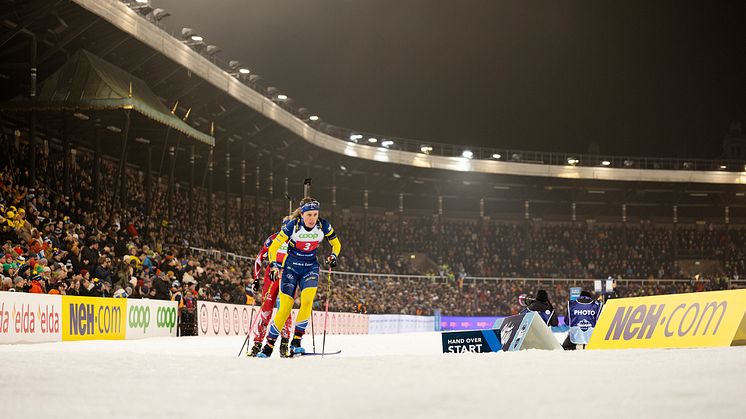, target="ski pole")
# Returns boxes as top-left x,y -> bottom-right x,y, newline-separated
237,292 -> 261,358
321,266 -> 332,358
311,308 -> 317,353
